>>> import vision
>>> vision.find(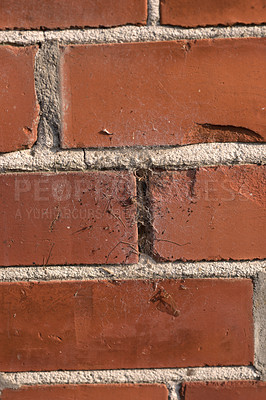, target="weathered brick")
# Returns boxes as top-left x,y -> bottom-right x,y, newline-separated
1,384 -> 168,400
0,46 -> 39,153
0,279 -> 253,371
60,39 -> 266,149
150,165 -> 265,261
161,0 -> 266,27
0,172 -> 137,266
180,381 -> 266,399
0,0 -> 147,29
